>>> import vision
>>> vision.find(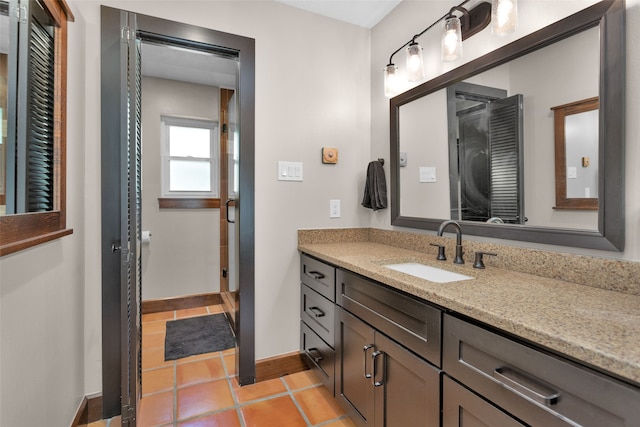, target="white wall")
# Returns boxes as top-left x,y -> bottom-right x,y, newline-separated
370,0 -> 640,260
140,76 -> 221,300
73,0 -> 372,398
0,12 -> 87,426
